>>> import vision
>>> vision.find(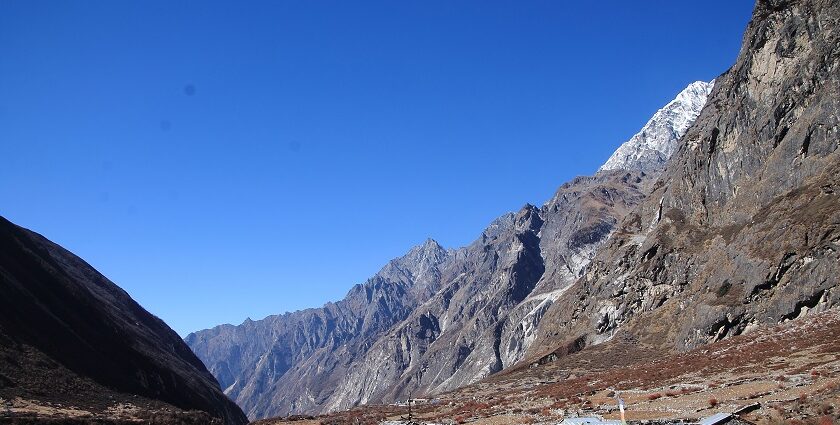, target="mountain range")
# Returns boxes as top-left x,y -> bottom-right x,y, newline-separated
189,0 -> 840,420
185,80 -> 715,419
